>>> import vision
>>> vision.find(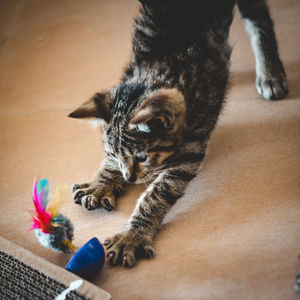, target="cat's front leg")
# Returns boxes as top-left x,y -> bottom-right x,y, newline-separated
104,153 -> 203,267
72,157 -> 125,211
